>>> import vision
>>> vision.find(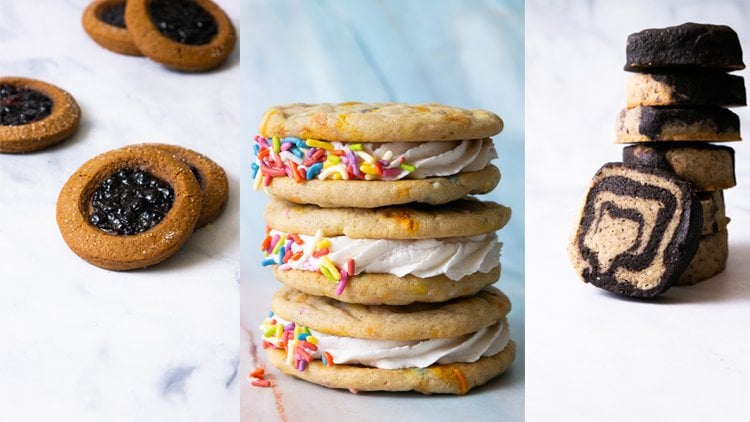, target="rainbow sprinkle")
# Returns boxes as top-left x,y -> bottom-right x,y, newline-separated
252,135 -> 415,188
260,228 -> 356,295
261,312 -> 333,372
